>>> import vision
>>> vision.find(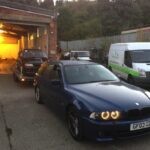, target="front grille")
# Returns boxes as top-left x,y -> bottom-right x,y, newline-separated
115,128 -> 150,139
34,64 -> 41,68
125,107 -> 150,120
98,126 -> 150,139
23,66 -> 40,76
